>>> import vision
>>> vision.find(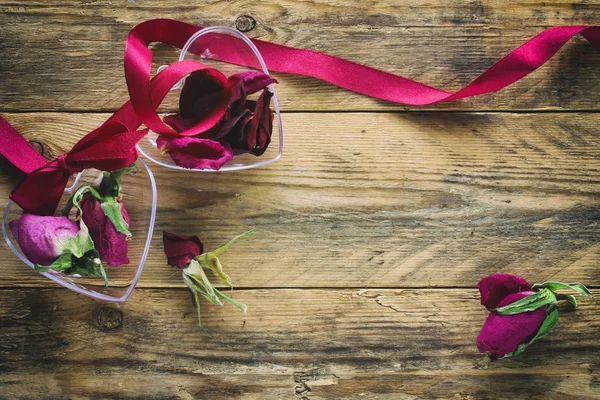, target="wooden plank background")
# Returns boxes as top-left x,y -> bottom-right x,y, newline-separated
0,1 -> 599,399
